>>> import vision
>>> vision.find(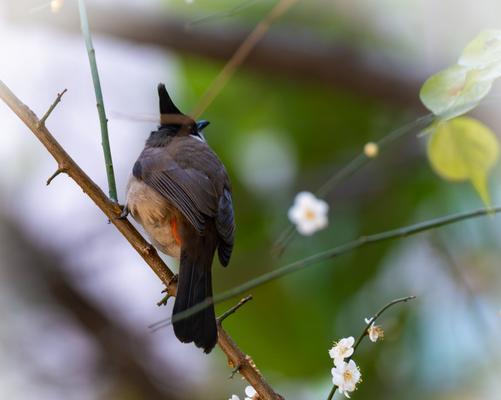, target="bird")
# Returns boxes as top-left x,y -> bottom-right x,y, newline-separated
123,83 -> 235,353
